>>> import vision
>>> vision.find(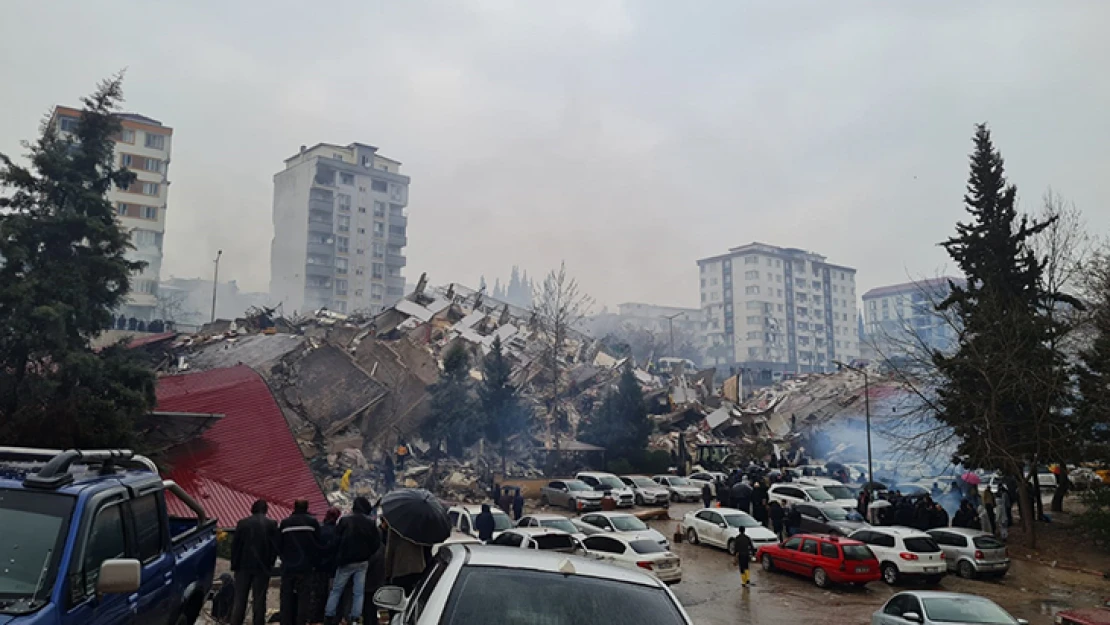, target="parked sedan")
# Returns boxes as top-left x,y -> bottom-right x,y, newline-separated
756,534 -> 881,588
447,505 -> 513,541
872,591 -> 1028,625
653,475 -> 703,502
488,527 -> 581,553
926,527 -> 1009,579
577,512 -> 670,549
681,508 -> 779,555
581,534 -> 682,584
539,479 -> 605,512
516,513 -> 586,538
793,503 -> 870,537
768,483 -> 839,508
687,471 -> 728,496
621,475 -> 672,506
